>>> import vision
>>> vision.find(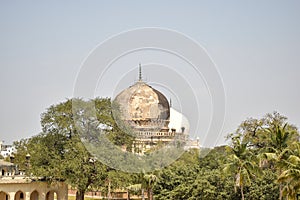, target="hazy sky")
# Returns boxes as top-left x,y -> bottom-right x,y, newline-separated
1,1 -> 300,146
